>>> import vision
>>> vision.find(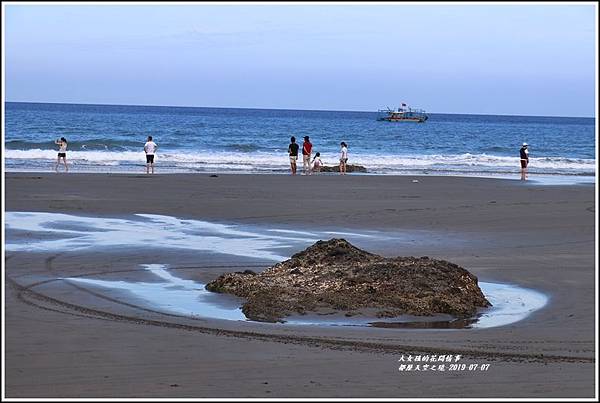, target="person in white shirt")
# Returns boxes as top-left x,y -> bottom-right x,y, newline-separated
54,137 -> 68,173
311,152 -> 323,174
144,135 -> 158,174
339,142 -> 348,175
